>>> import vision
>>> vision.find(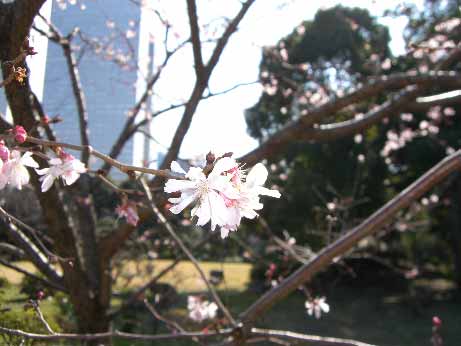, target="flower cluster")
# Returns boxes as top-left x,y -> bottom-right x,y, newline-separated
305,296 -> 330,319
36,152 -> 86,192
0,127 -> 86,192
164,154 -> 281,238
187,295 -> 218,322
